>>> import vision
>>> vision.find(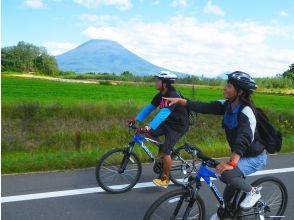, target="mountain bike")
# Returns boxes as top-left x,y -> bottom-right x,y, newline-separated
95,122 -> 198,193
144,143 -> 288,220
